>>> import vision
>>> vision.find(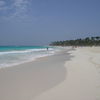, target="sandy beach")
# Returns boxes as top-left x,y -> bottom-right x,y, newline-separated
0,47 -> 100,100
